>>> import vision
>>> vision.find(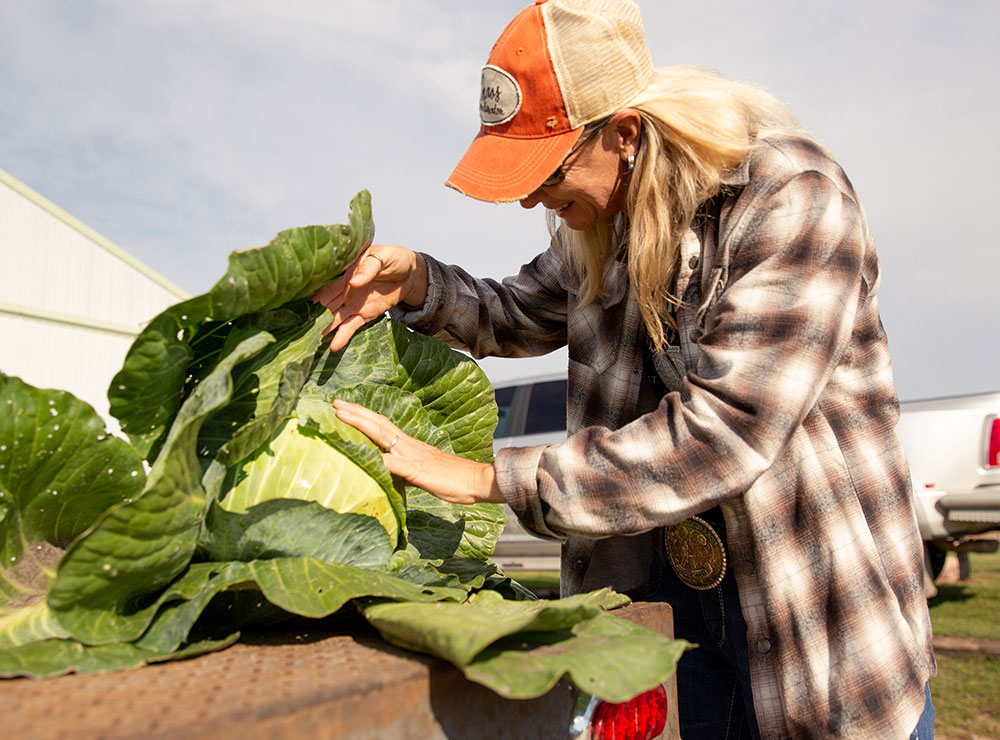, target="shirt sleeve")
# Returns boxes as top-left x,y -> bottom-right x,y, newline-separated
499,154 -> 874,539
389,245 -> 571,359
